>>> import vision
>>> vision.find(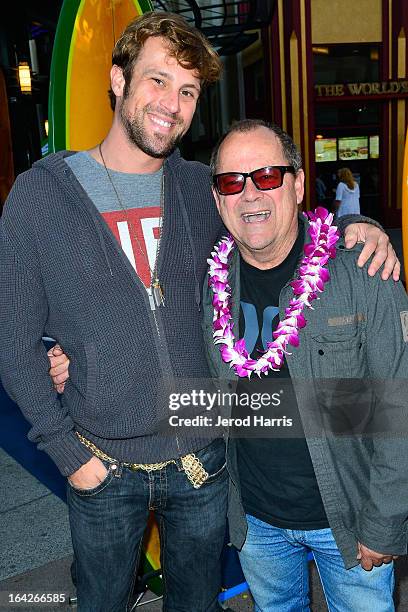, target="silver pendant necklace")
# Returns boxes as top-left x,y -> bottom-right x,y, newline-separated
98,142 -> 165,309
